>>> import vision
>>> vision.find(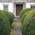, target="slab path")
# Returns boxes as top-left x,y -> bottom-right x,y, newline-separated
10,20 -> 22,35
